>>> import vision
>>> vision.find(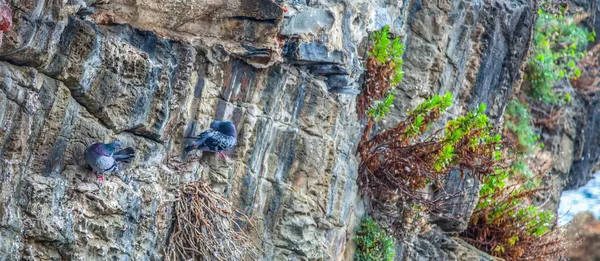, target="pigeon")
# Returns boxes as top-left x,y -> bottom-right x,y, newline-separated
84,141 -> 135,181
184,120 -> 237,158
76,6 -> 95,18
